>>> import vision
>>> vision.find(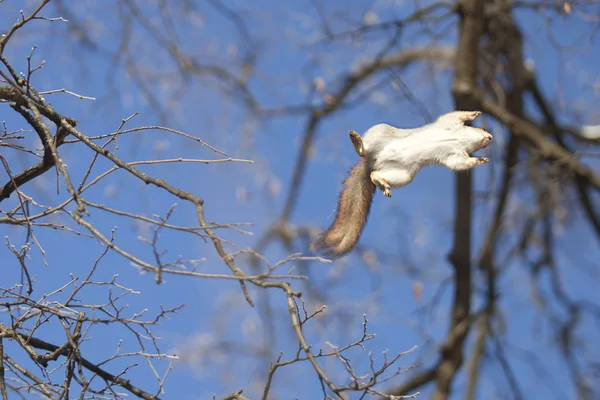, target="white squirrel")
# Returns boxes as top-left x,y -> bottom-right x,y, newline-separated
313,110 -> 493,257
